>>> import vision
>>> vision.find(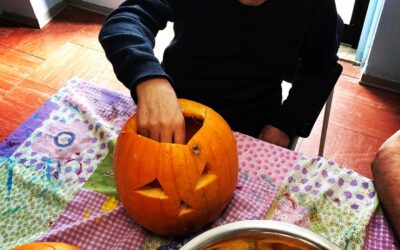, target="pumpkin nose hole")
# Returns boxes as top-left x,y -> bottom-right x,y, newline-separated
184,117 -> 204,144
179,200 -> 194,216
